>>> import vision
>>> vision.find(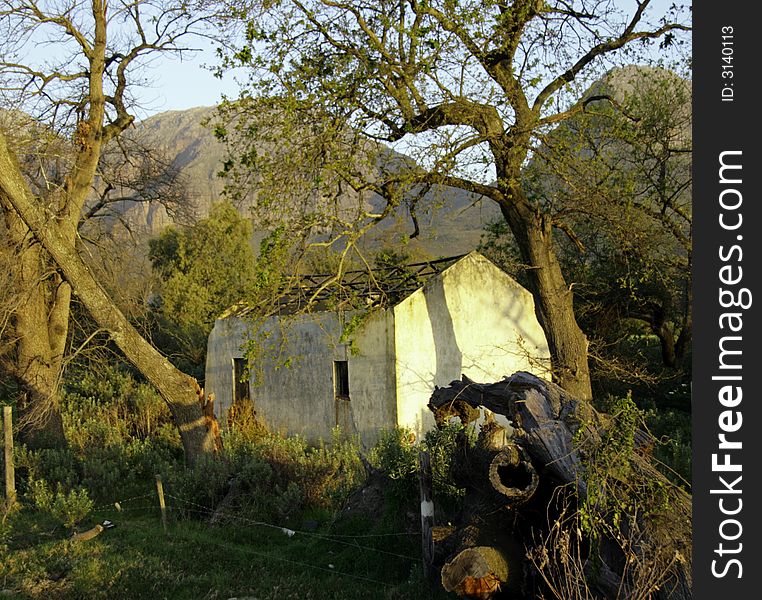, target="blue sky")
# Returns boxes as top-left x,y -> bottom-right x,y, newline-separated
133,39 -> 242,118
135,0 -> 687,118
